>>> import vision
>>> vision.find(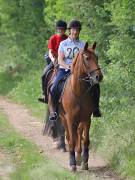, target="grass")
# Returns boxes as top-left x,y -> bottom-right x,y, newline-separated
101,107 -> 135,179
90,79 -> 135,180
0,111 -> 78,180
